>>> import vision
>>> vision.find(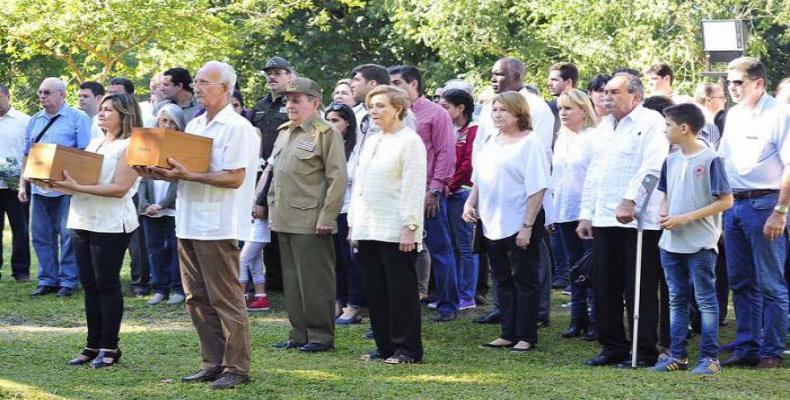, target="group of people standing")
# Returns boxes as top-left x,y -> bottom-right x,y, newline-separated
0,52 -> 789,389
